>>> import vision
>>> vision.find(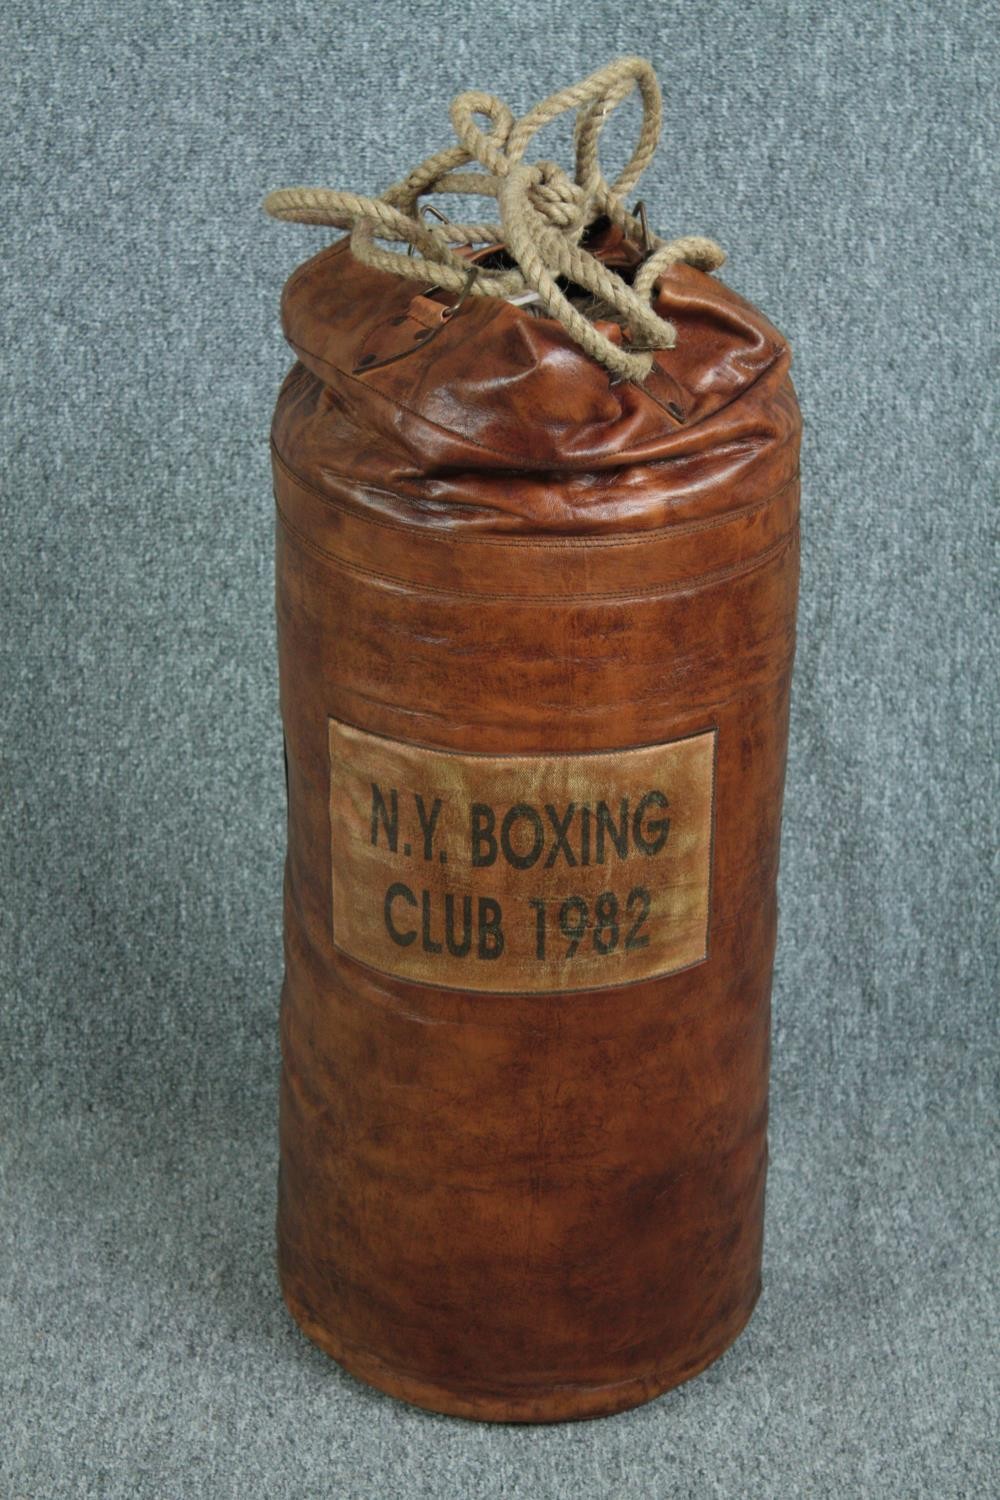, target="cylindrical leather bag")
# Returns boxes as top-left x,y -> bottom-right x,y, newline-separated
267,60 -> 800,1422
